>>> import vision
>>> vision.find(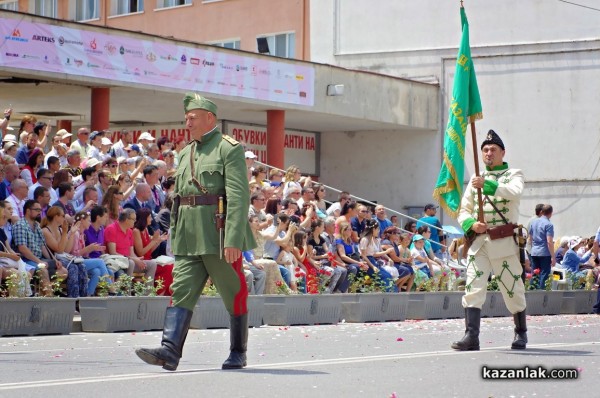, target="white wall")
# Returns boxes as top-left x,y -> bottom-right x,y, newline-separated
311,0 -> 600,236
